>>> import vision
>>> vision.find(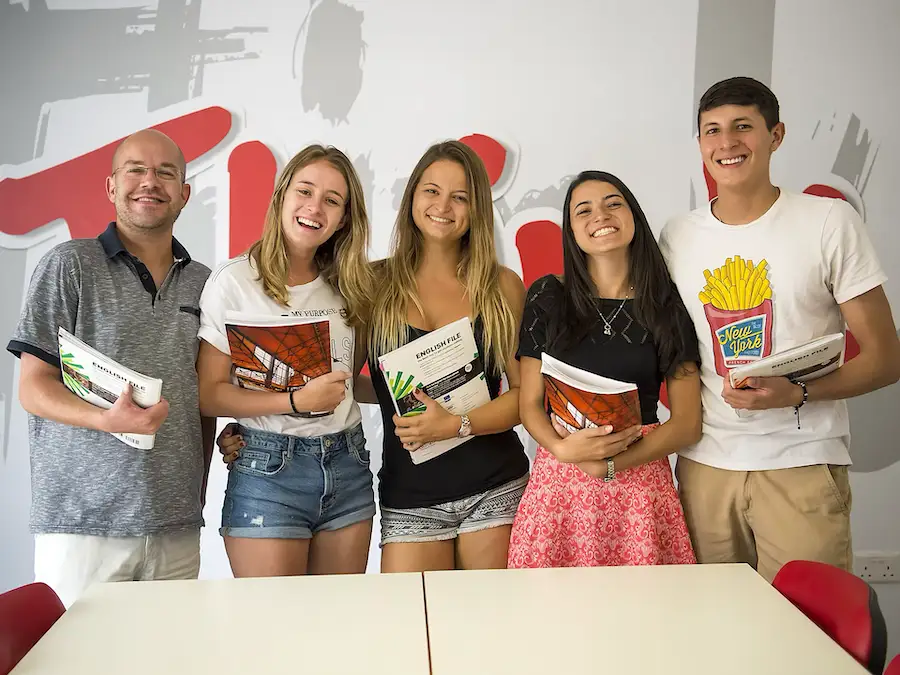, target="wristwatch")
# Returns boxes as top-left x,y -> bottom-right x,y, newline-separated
457,414 -> 472,438
603,457 -> 616,482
